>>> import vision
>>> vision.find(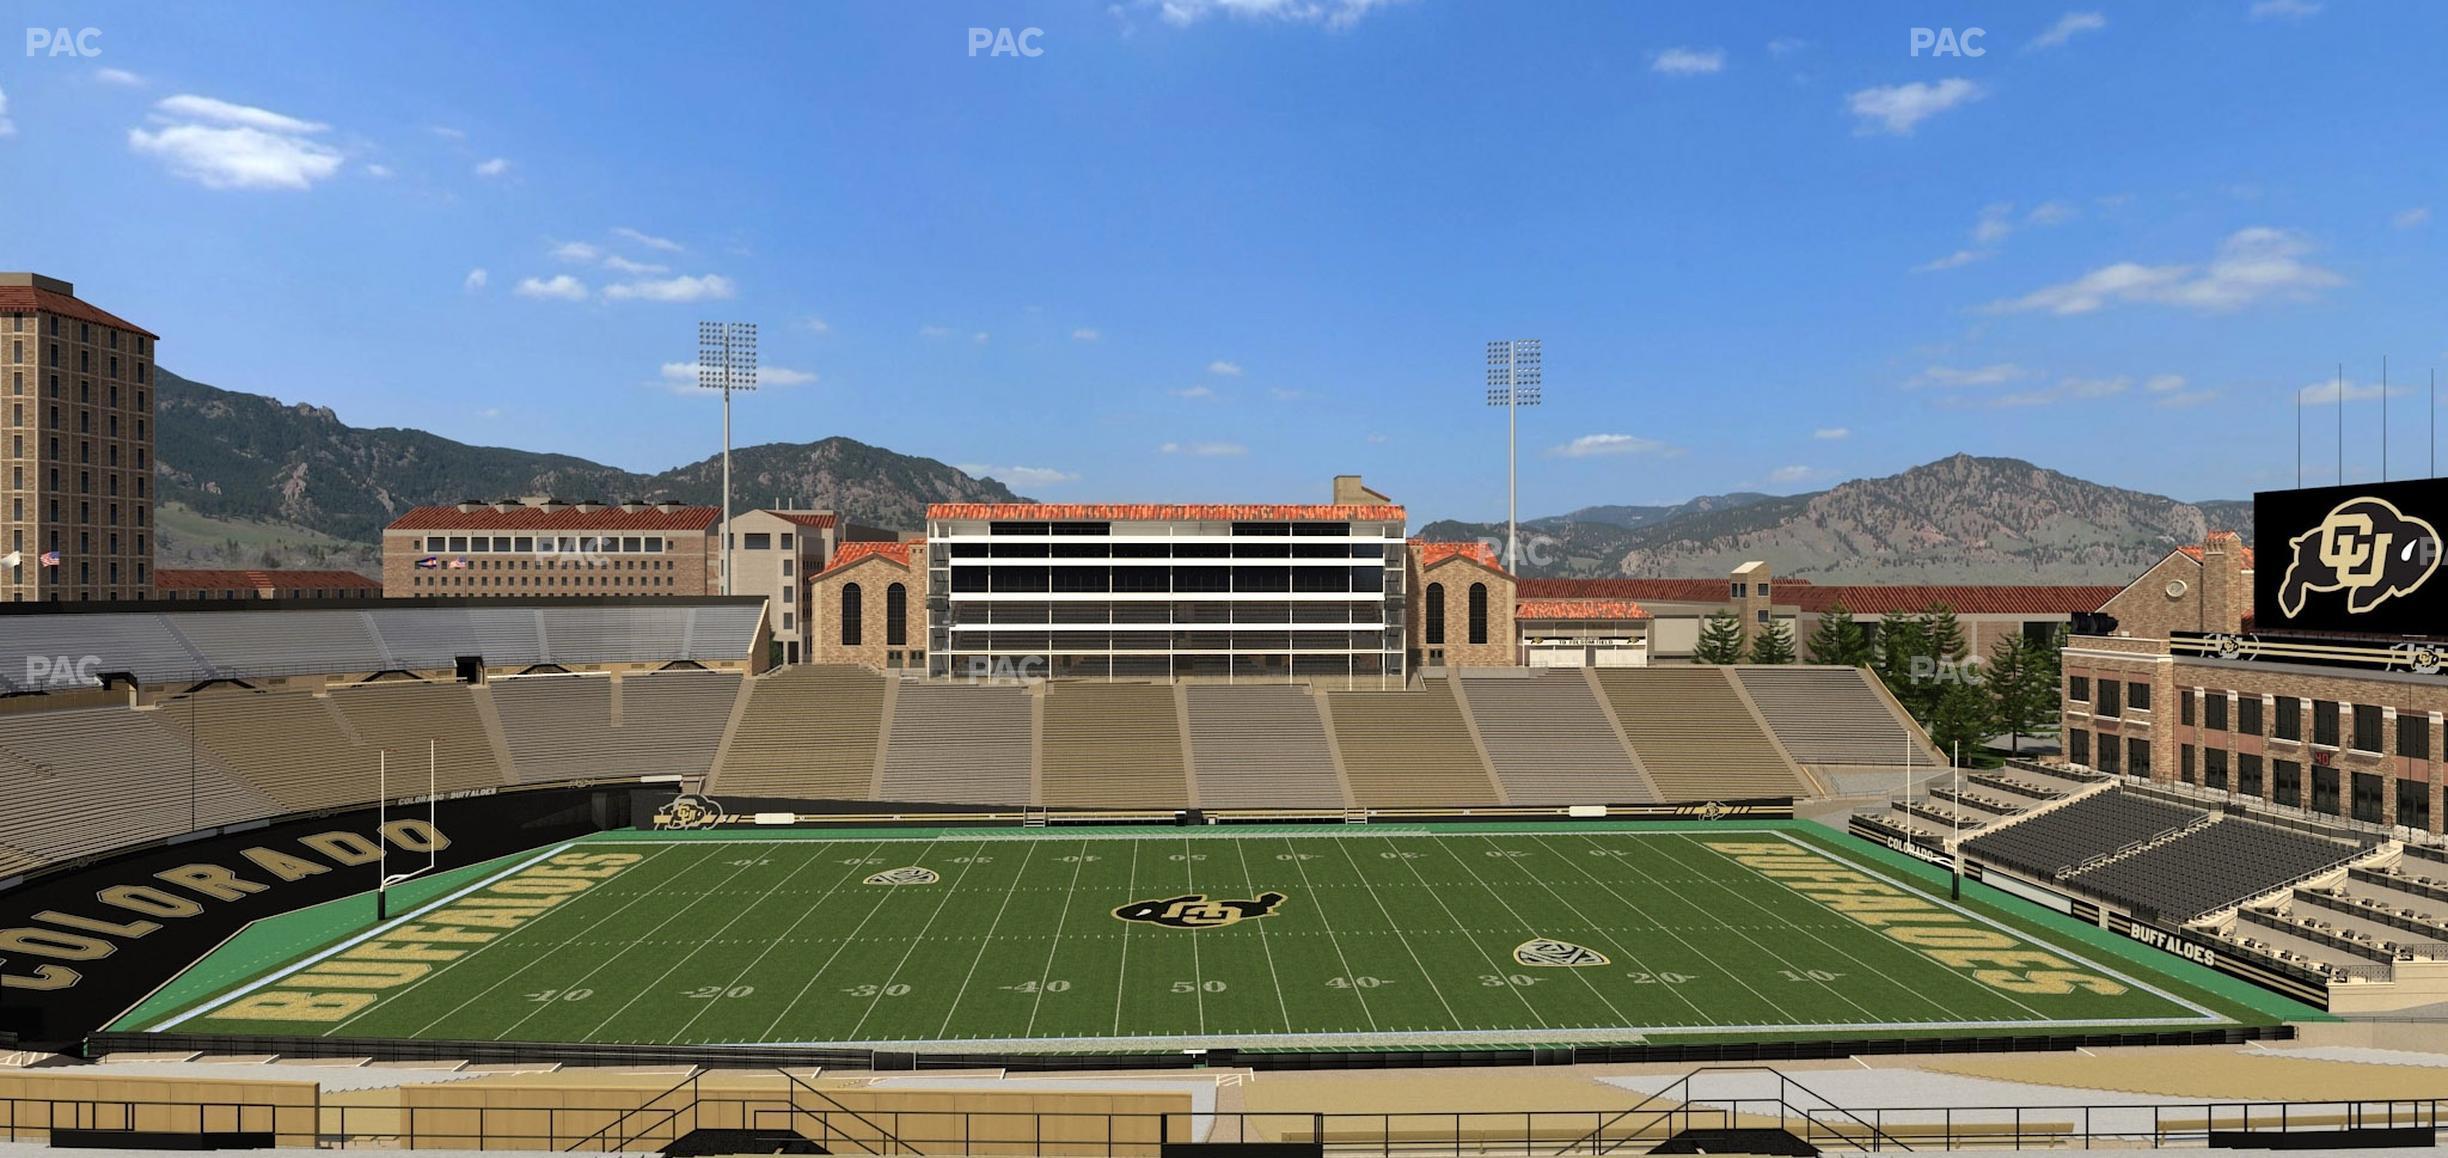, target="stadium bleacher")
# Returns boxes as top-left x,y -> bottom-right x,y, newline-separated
878,682 -> 1034,805
1457,670 -> 1660,804
0,705 -> 281,866
1039,682 -> 1190,809
1736,666 -> 1941,767
493,670 -> 738,785
2062,817 -> 2365,921
710,665 -> 884,799
324,681 -> 511,795
1961,790 -> 2205,880
1594,667 -> 1814,801
1326,678 -> 1502,808
1182,684 -> 1346,810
